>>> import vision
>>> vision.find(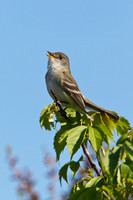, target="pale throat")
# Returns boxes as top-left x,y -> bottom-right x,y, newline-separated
47,58 -> 64,71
